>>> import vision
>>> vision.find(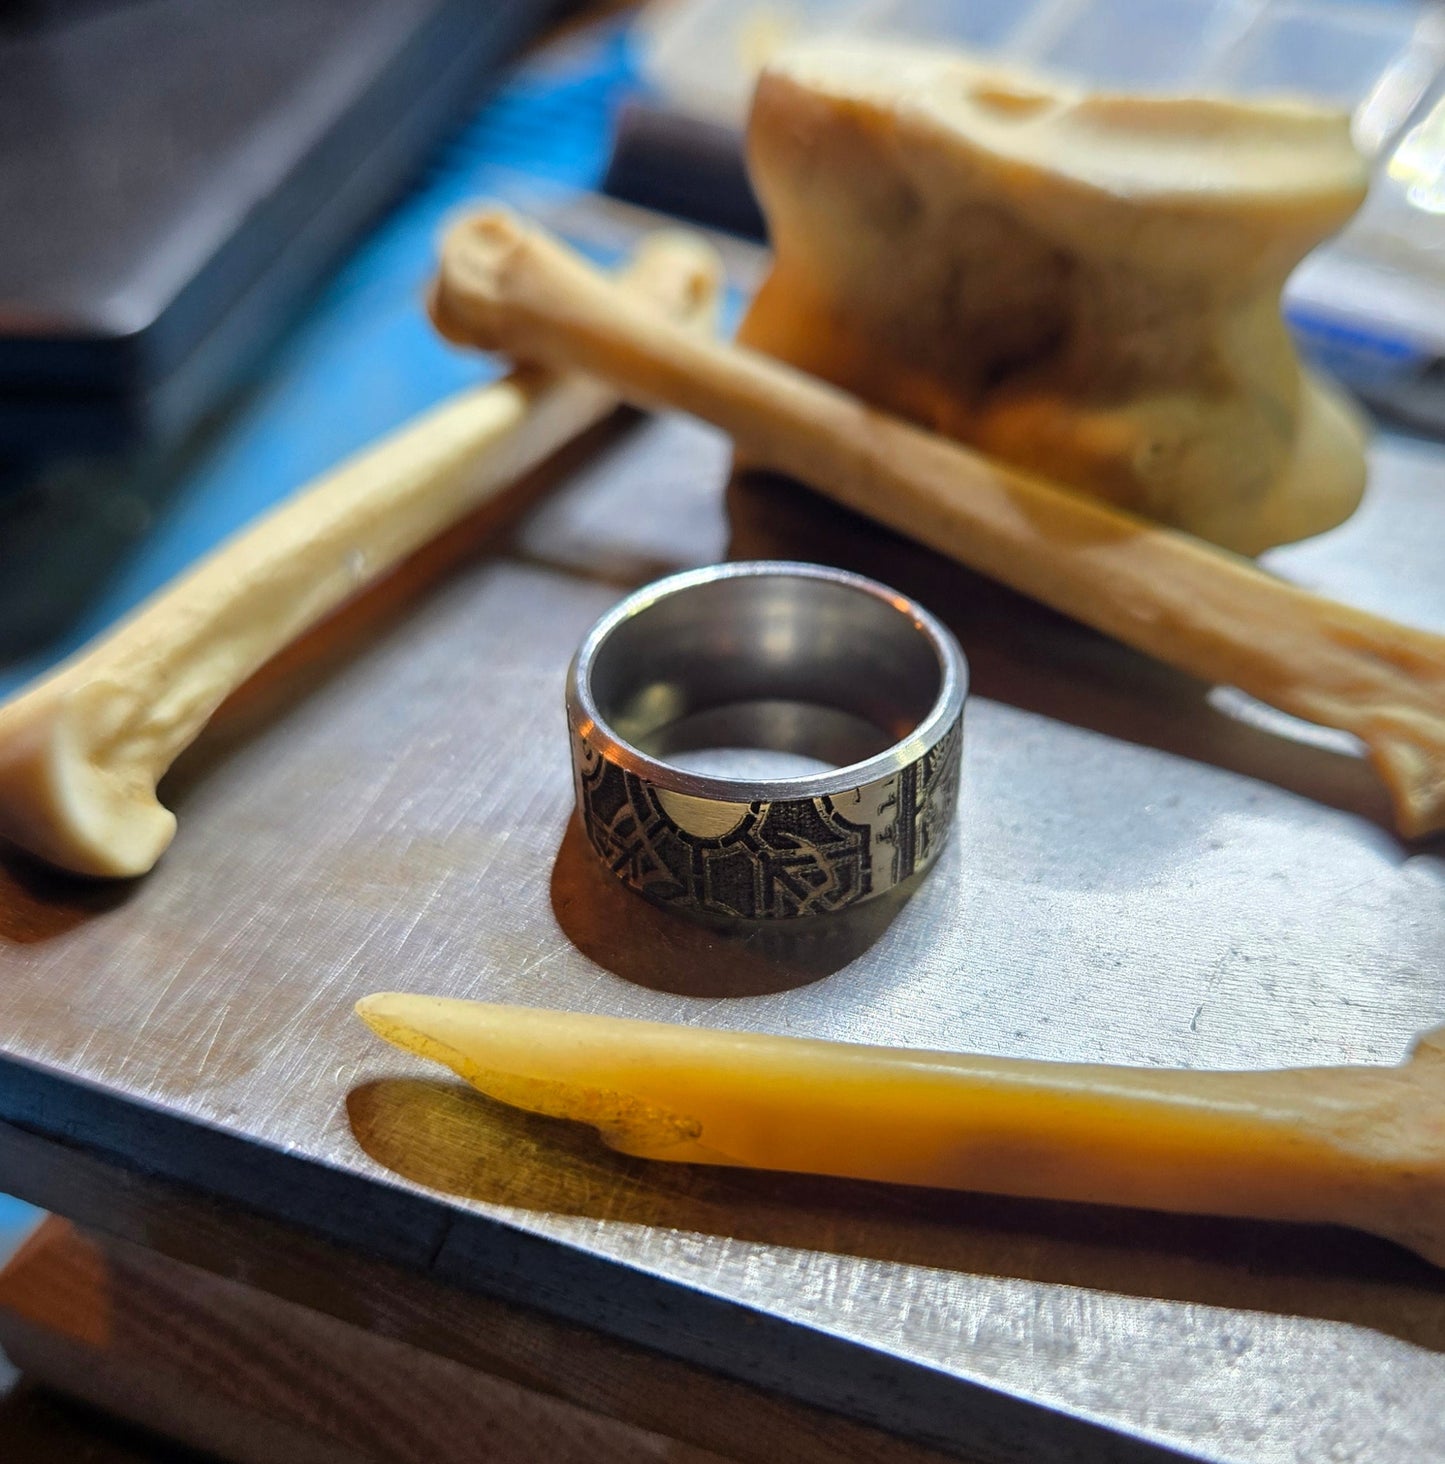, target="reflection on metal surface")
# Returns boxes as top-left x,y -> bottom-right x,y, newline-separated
0,411 -> 1443,1461
1389,95 -> 1445,214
